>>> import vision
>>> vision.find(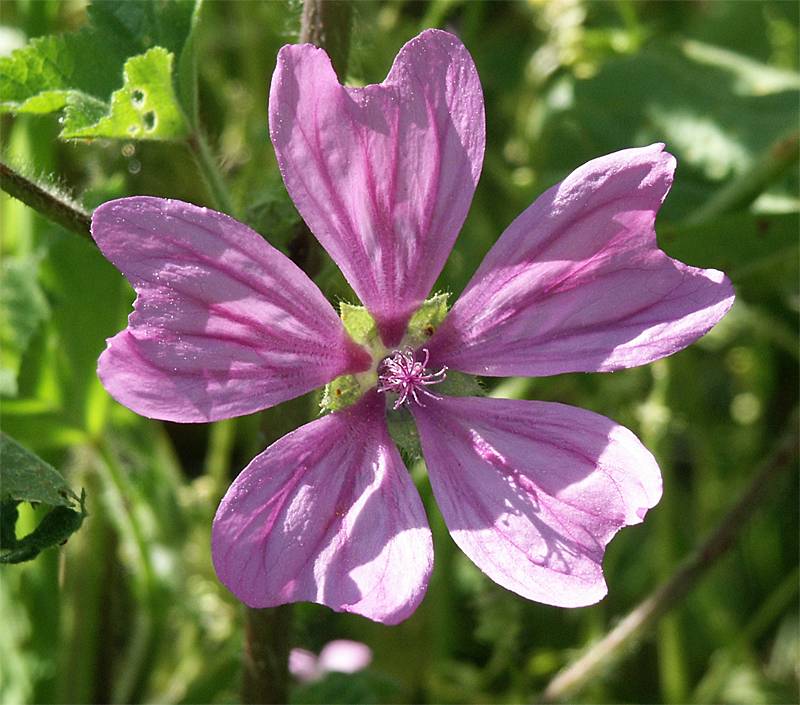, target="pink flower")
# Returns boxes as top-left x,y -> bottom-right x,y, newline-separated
91,30 -> 734,625
289,640 -> 372,683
